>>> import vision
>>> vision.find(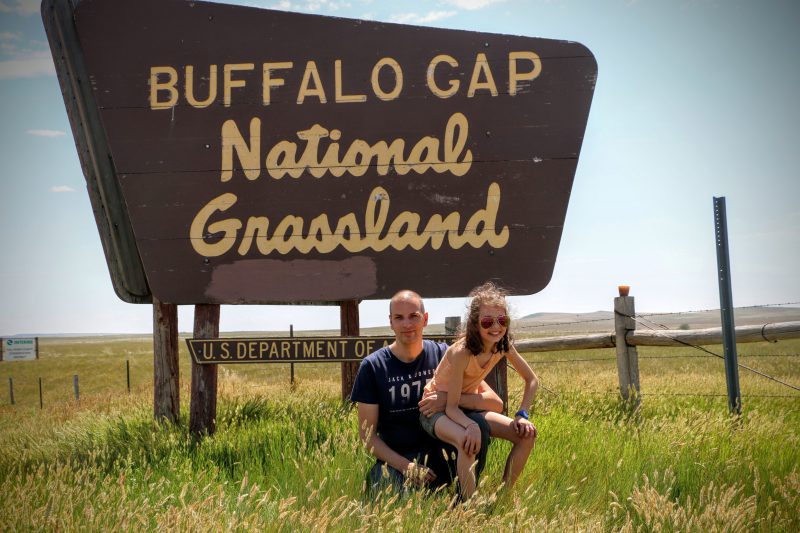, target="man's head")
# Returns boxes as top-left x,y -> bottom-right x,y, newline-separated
389,290 -> 428,346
